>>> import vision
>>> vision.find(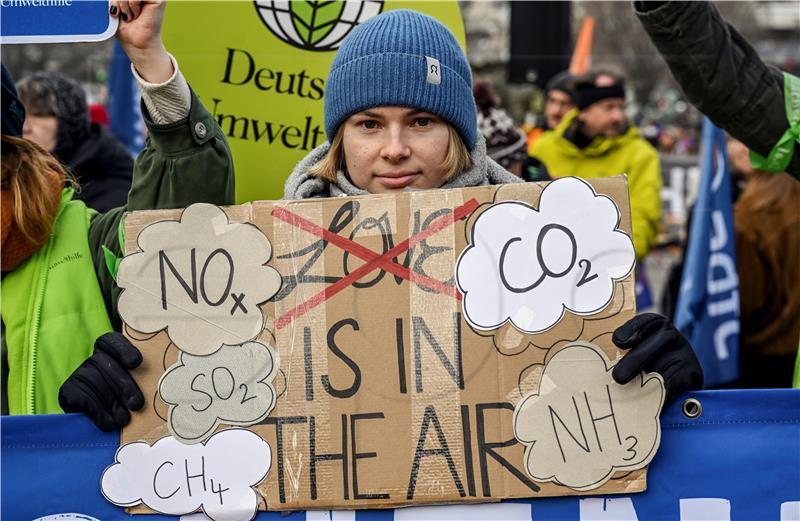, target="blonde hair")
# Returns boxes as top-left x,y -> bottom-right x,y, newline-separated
308,123 -> 472,185
1,135 -> 72,245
